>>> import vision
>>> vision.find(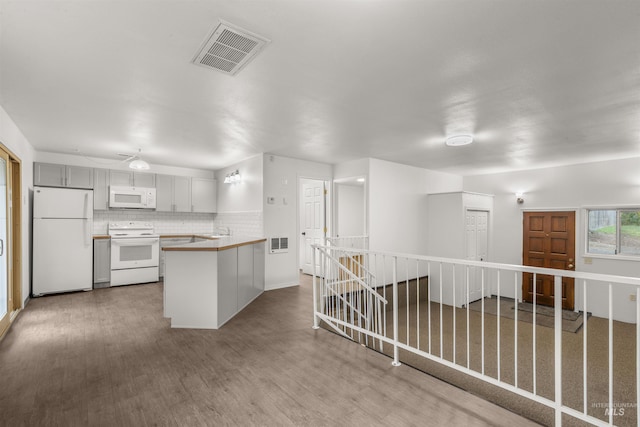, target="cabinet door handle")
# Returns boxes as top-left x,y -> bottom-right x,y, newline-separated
0,238 -> 4,256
